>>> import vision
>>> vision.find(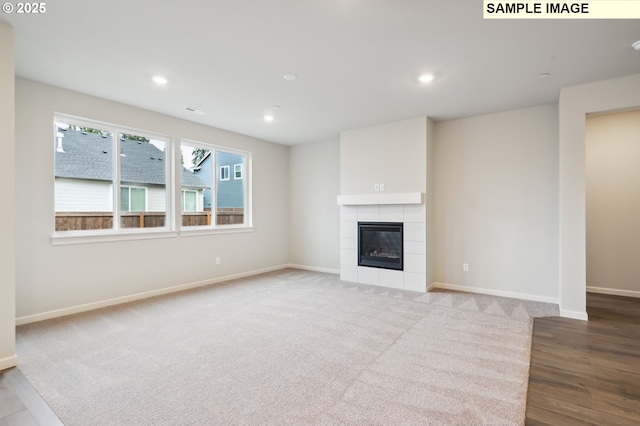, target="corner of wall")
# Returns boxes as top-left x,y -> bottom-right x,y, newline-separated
0,21 -> 16,365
